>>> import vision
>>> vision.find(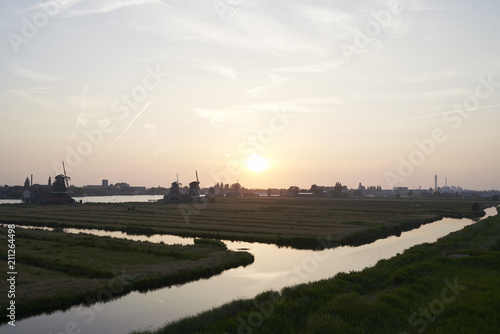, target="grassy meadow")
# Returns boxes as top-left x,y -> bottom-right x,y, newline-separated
0,227 -> 253,321
135,207 -> 500,334
0,197 -> 493,249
